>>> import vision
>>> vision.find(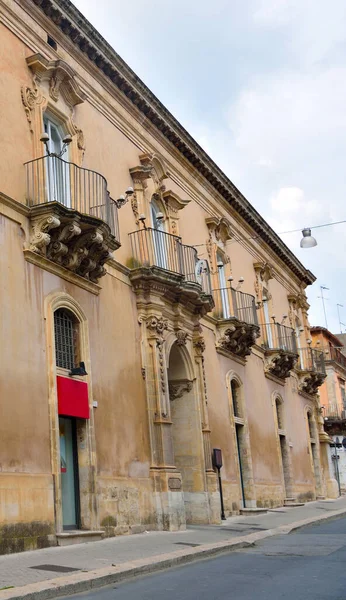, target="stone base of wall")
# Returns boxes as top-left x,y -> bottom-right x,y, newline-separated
255,483 -> 285,508
0,521 -> 56,554
98,476 -> 159,537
